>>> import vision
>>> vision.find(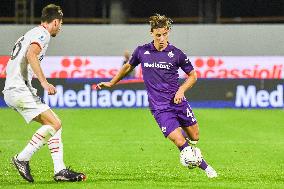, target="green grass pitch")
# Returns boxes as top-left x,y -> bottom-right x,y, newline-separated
0,108 -> 283,189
